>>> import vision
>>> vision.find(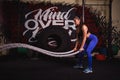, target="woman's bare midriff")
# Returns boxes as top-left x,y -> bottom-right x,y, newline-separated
87,32 -> 91,38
